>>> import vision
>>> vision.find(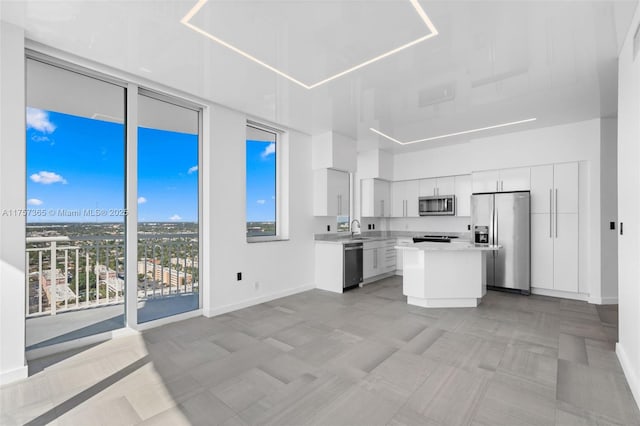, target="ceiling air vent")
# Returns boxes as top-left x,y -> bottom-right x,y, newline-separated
418,83 -> 456,107
634,22 -> 640,61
